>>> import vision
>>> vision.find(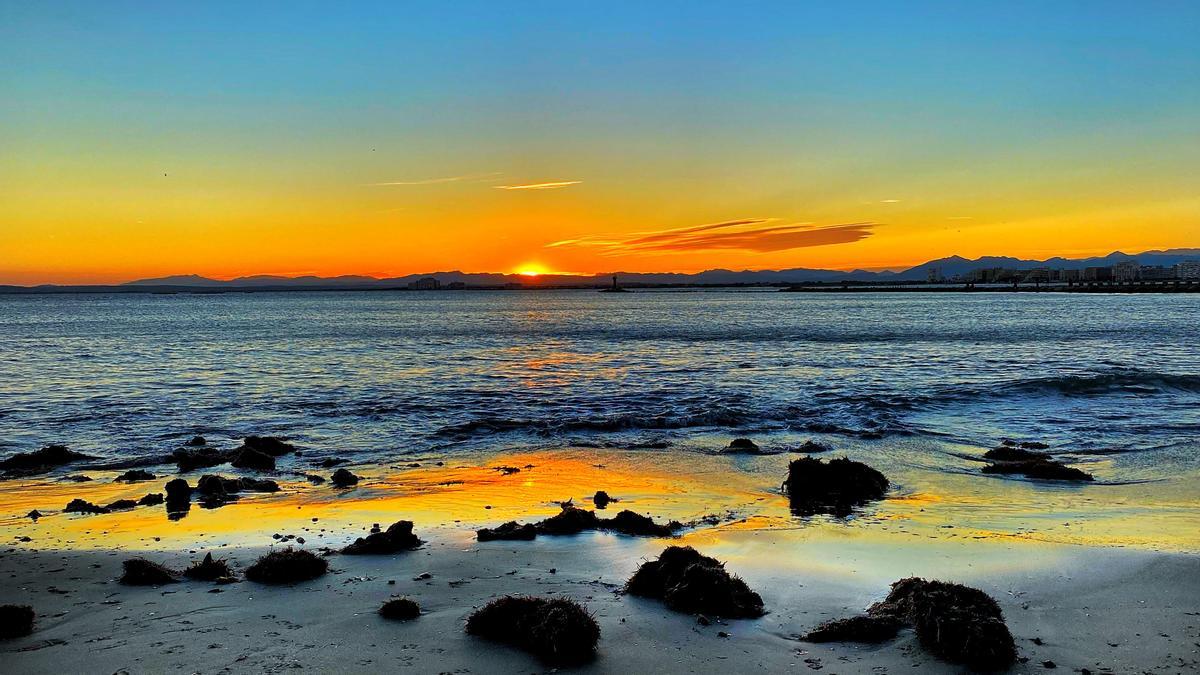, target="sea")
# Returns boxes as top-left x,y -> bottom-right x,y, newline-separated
1,289 -> 1198,474
3,288 -> 1199,550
